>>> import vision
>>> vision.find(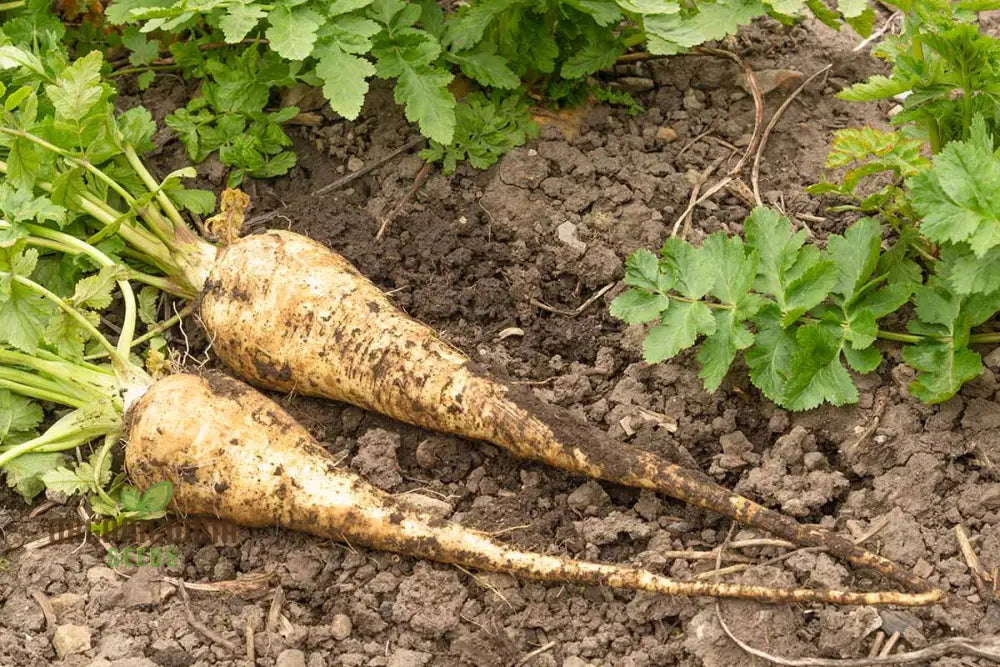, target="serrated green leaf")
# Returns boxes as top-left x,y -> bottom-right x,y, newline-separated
319,15 -> 382,54
70,265 -> 123,310
644,0 -> 767,54
782,259 -> 837,325
0,389 -> 43,441
137,286 -> 160,326
661,237 -> 713,299
910,118 -> 1000,257
826,217 -> 881,301
392,65 -> 455,144
44,308 -> 97,359
220,3 -> 267,42
122,28 -> 160,66
854,282 -> 913,319
610,289 -> 670,324
837,75 -> 911,102
765,0 -> 806,13
844,344 -> 882,373
903,342 -> 982,403
39,465 -> 90,496
0,282 -> 52,354
165,186 -> 216,215
702,233 -> 758,305
444,0 -> 523,51
3,452 -> 65,502
941,244 -> 1000,295
0,185 -> 66,227
780,324 -> 857,410
315,46 -> 376,119
745,206 -> 807,297
117,106 -> 157,154
6,137 -> 43,190
843,308 -> 877,348
837,0 -> 867,17
561,38 -> 625,79
44,50 -> 105,121
266,7 -> 322,60
451,50 -> 520,89
643,300 -> 716,363
626,248 -> 669,291
569,0 -> 624,24
697,309 -> 754,392
746,305 -> 798,402
843,4 -> 874,35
